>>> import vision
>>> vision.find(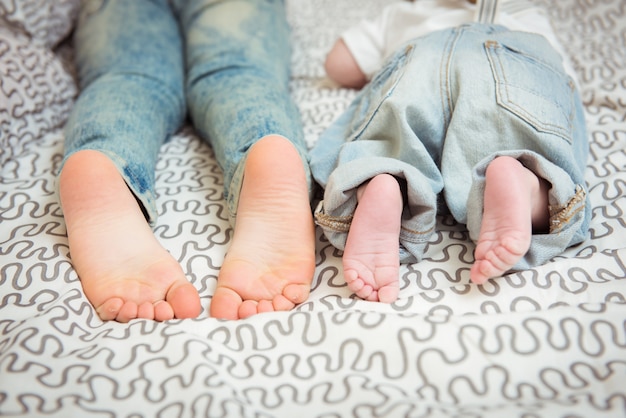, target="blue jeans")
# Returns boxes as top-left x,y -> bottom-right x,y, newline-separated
62,0 -> 309,225
310,24 -> 590,269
